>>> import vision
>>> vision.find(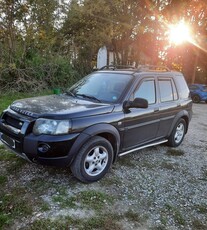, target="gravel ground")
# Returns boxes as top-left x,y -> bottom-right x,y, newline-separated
1,103 -> 207,229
